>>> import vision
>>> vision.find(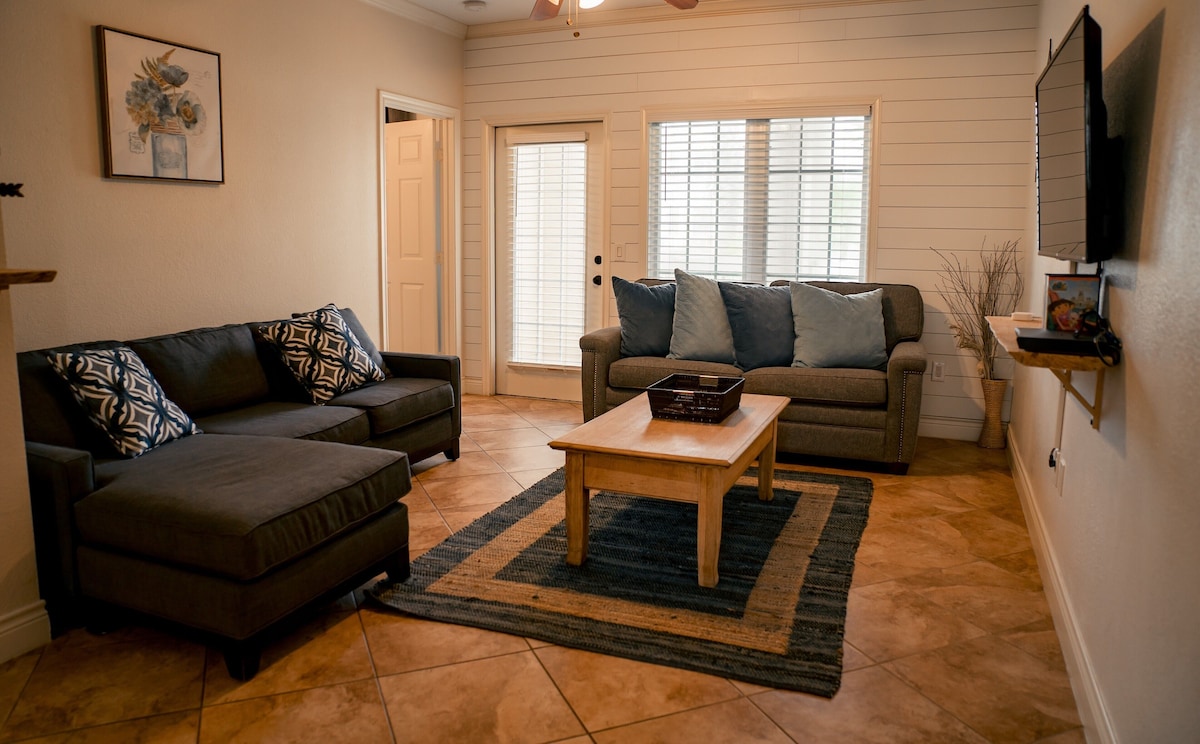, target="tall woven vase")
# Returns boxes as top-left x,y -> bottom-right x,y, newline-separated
978,378 -> 1008,449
